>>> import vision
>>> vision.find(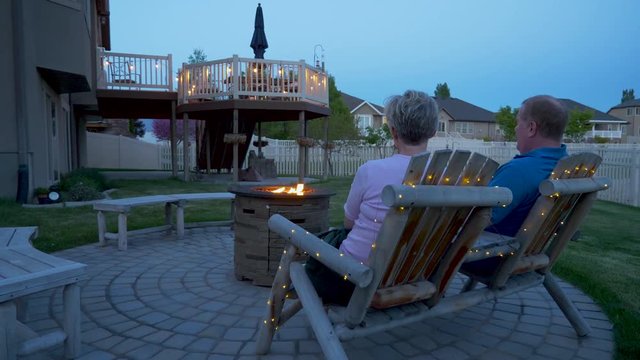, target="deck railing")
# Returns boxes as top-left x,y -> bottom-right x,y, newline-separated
97,47 -> 173,91
590,130 -> 622,139
178,55 -> 328,106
